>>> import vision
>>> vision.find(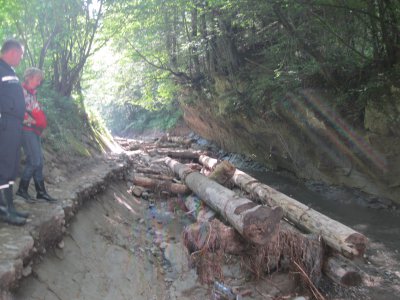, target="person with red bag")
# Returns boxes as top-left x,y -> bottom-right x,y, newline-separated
16,67 -> 56,202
